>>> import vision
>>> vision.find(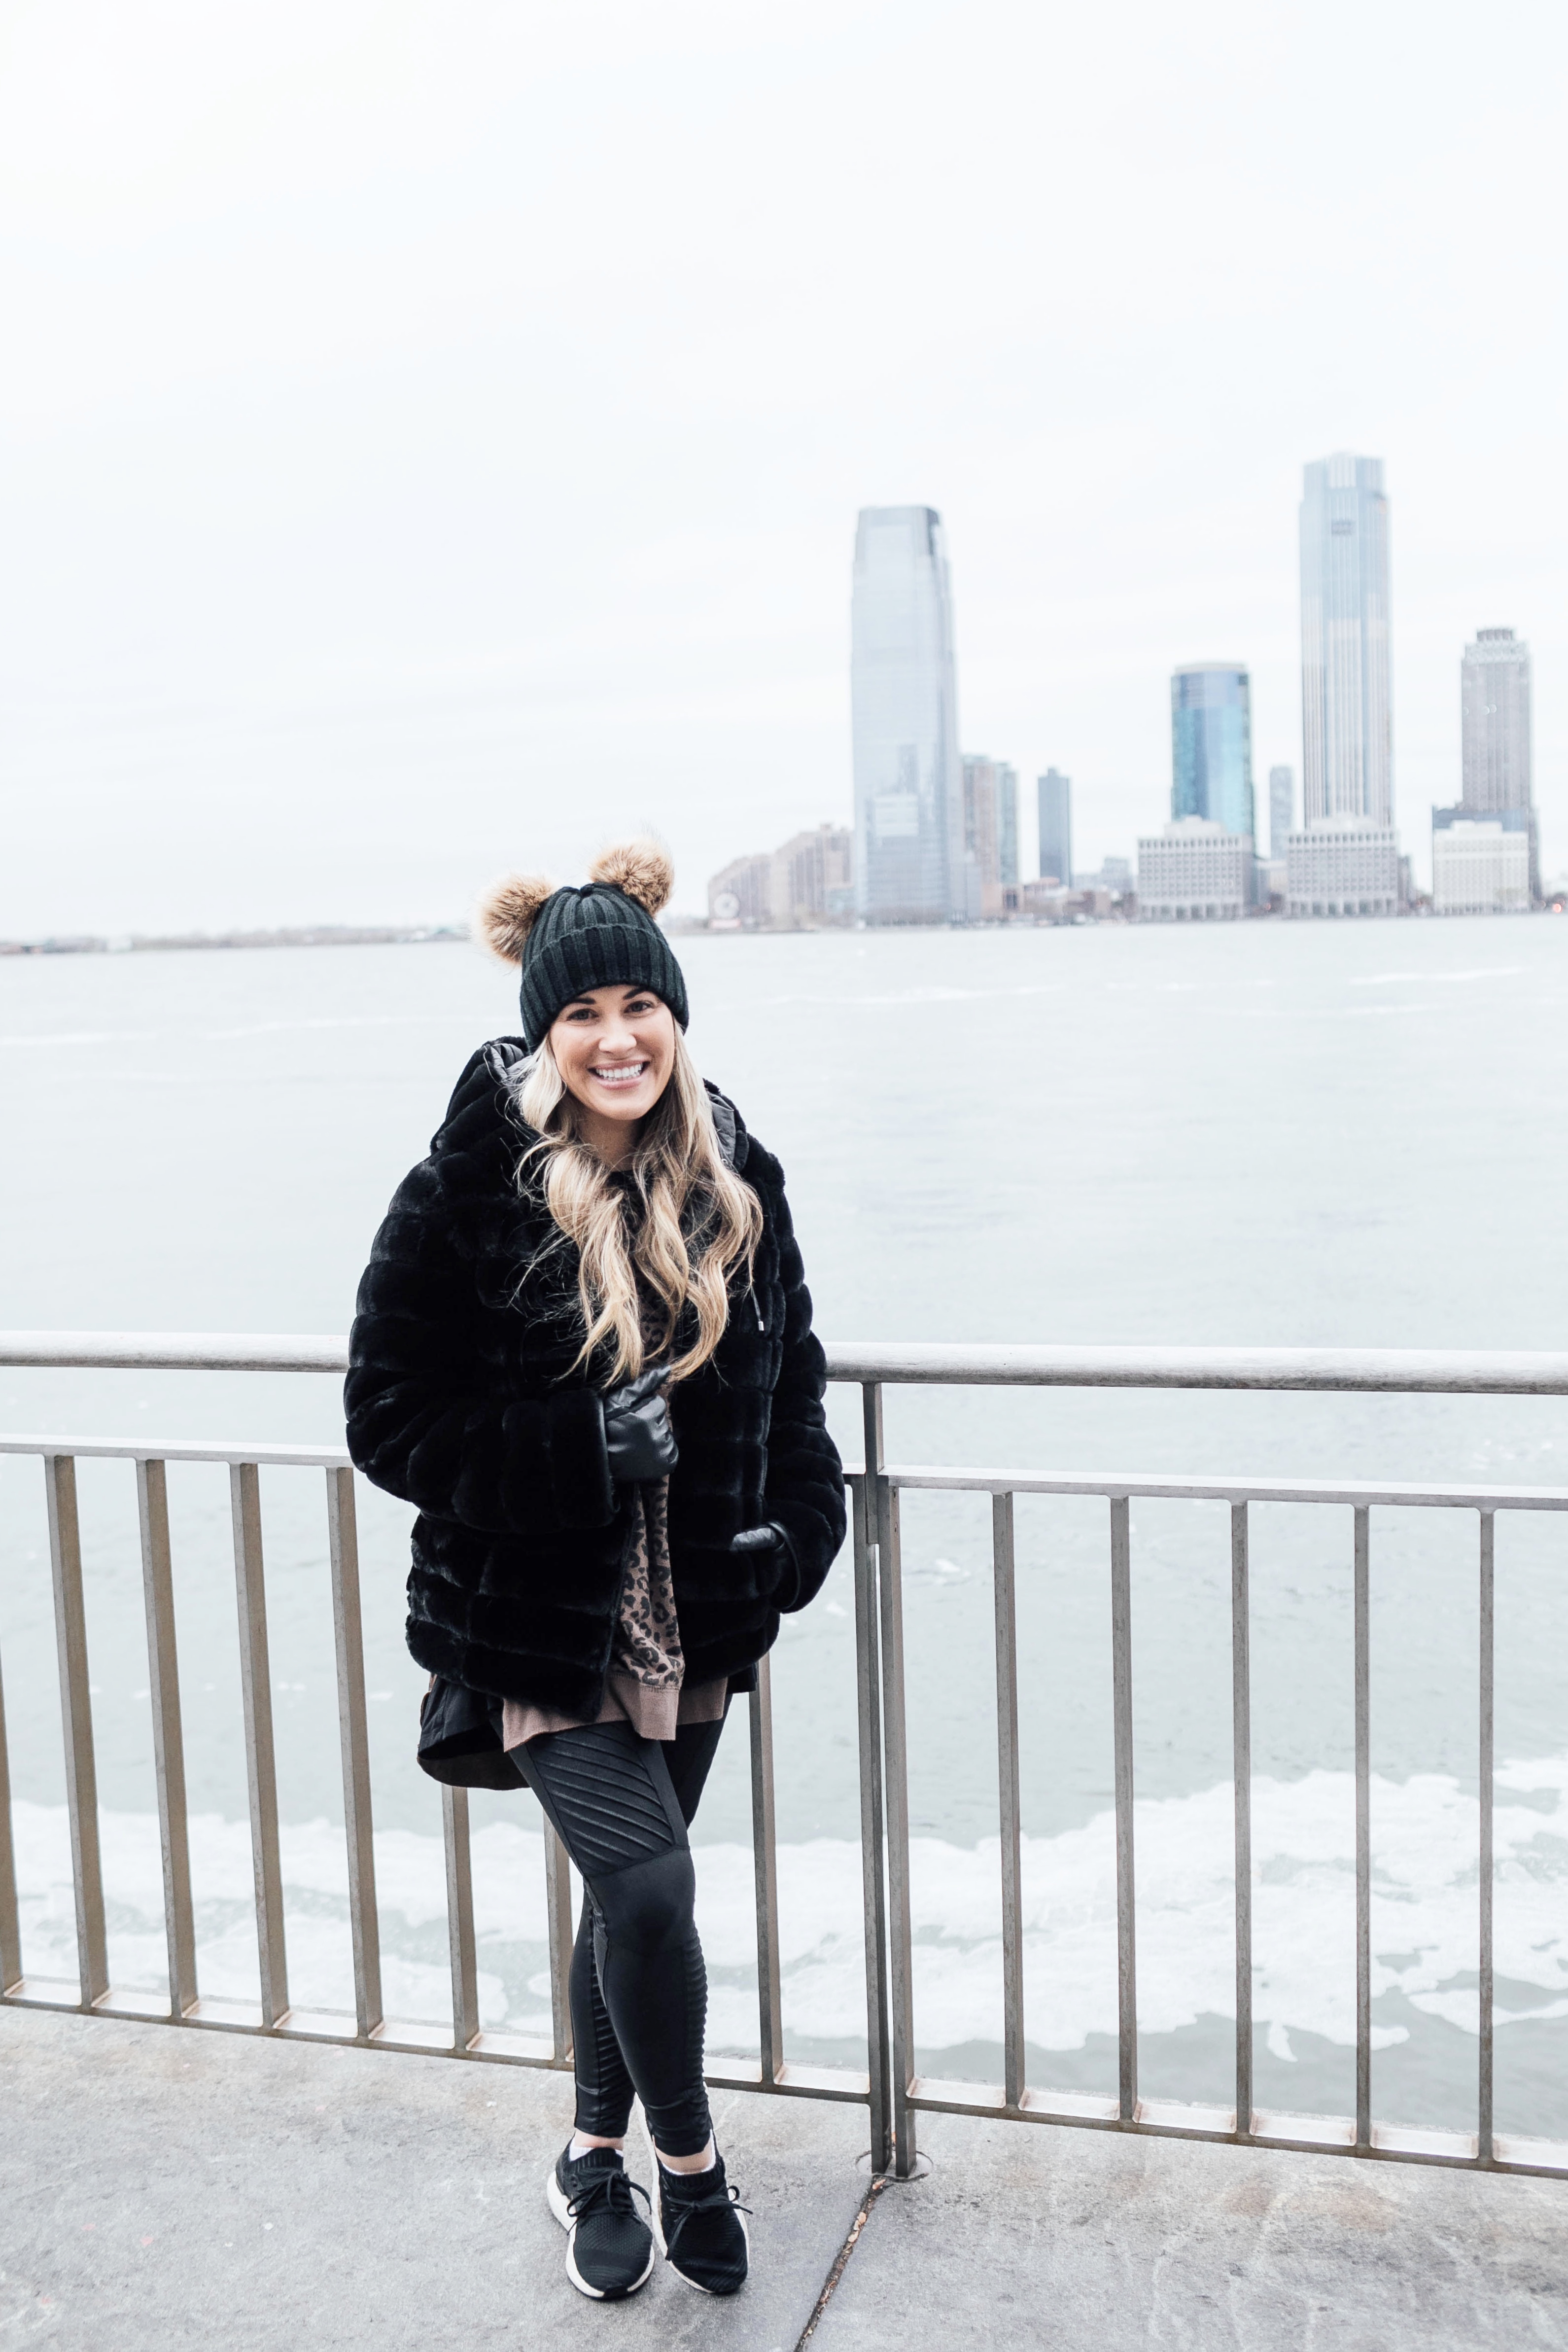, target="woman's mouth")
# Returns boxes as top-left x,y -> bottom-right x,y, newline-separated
589,1060 -> 650,1088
